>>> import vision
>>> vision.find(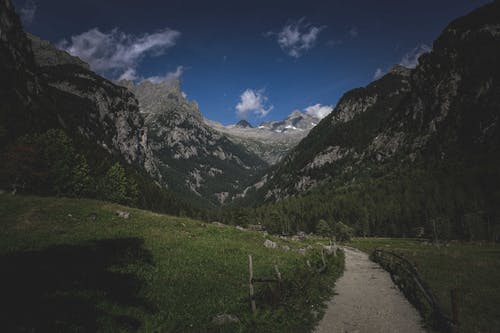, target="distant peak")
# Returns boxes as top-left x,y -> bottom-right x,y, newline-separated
236,120 -> 253,128
288,110 -> 304,118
